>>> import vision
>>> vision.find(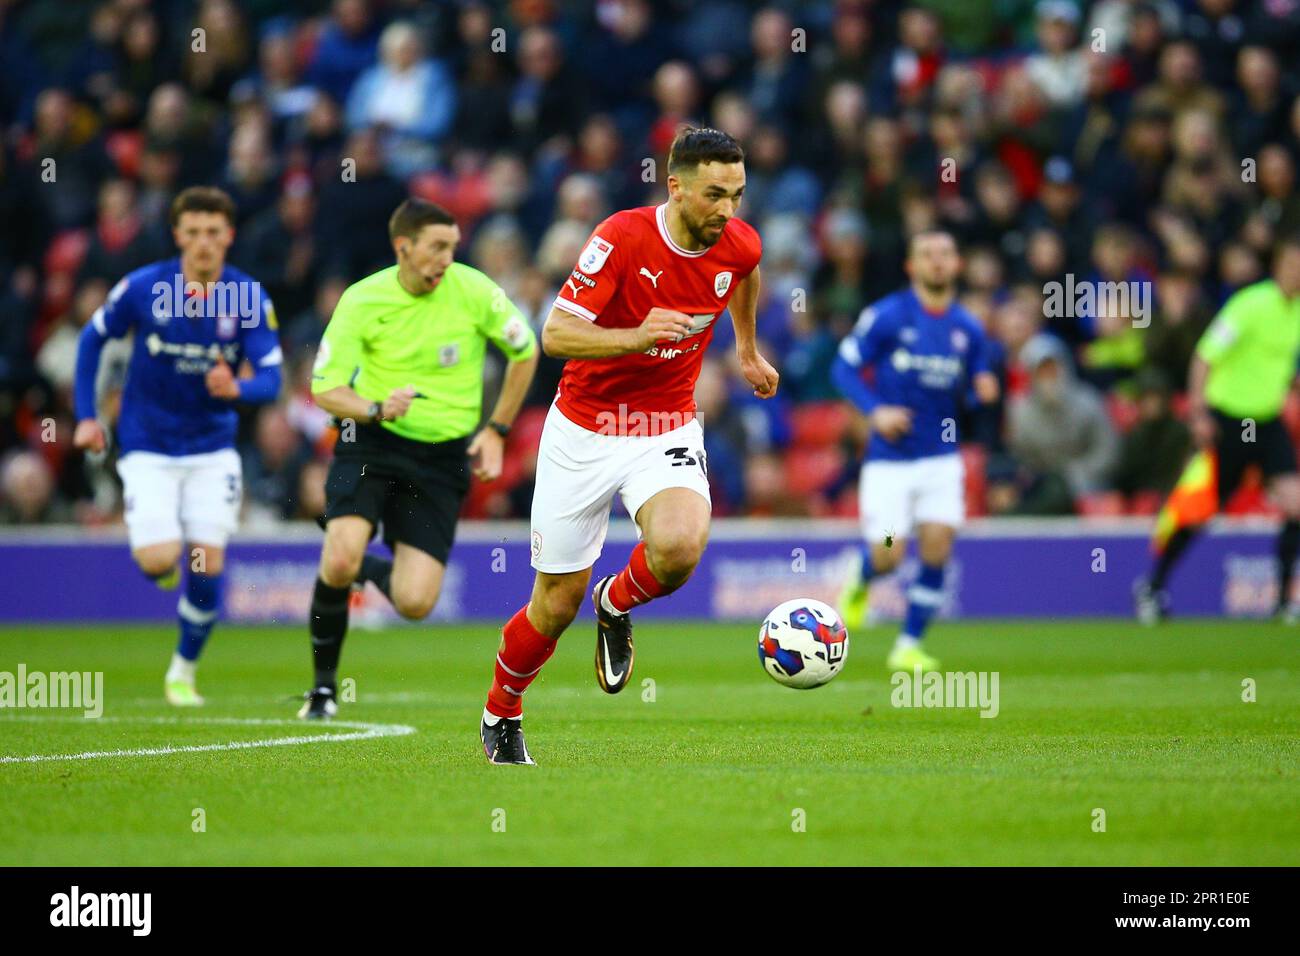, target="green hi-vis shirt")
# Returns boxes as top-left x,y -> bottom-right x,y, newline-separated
1198,279 -> 1300,420
312,263 -> 536,443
